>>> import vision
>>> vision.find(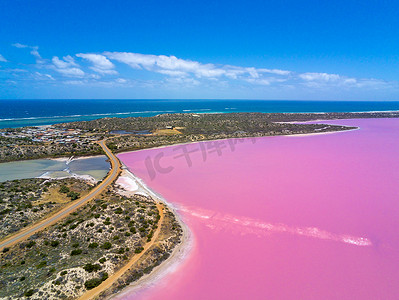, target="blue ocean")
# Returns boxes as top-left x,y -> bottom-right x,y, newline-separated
1,99 -> 399,129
